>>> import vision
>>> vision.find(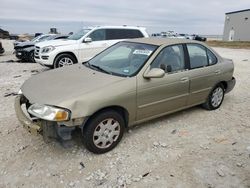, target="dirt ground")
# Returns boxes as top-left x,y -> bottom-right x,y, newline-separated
0,39 -> 249,188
